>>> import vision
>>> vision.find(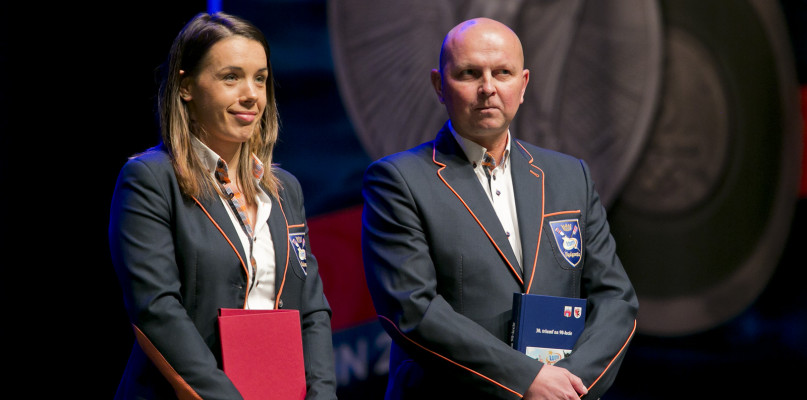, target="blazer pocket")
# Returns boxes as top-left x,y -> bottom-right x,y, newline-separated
543,214 -> 584,271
